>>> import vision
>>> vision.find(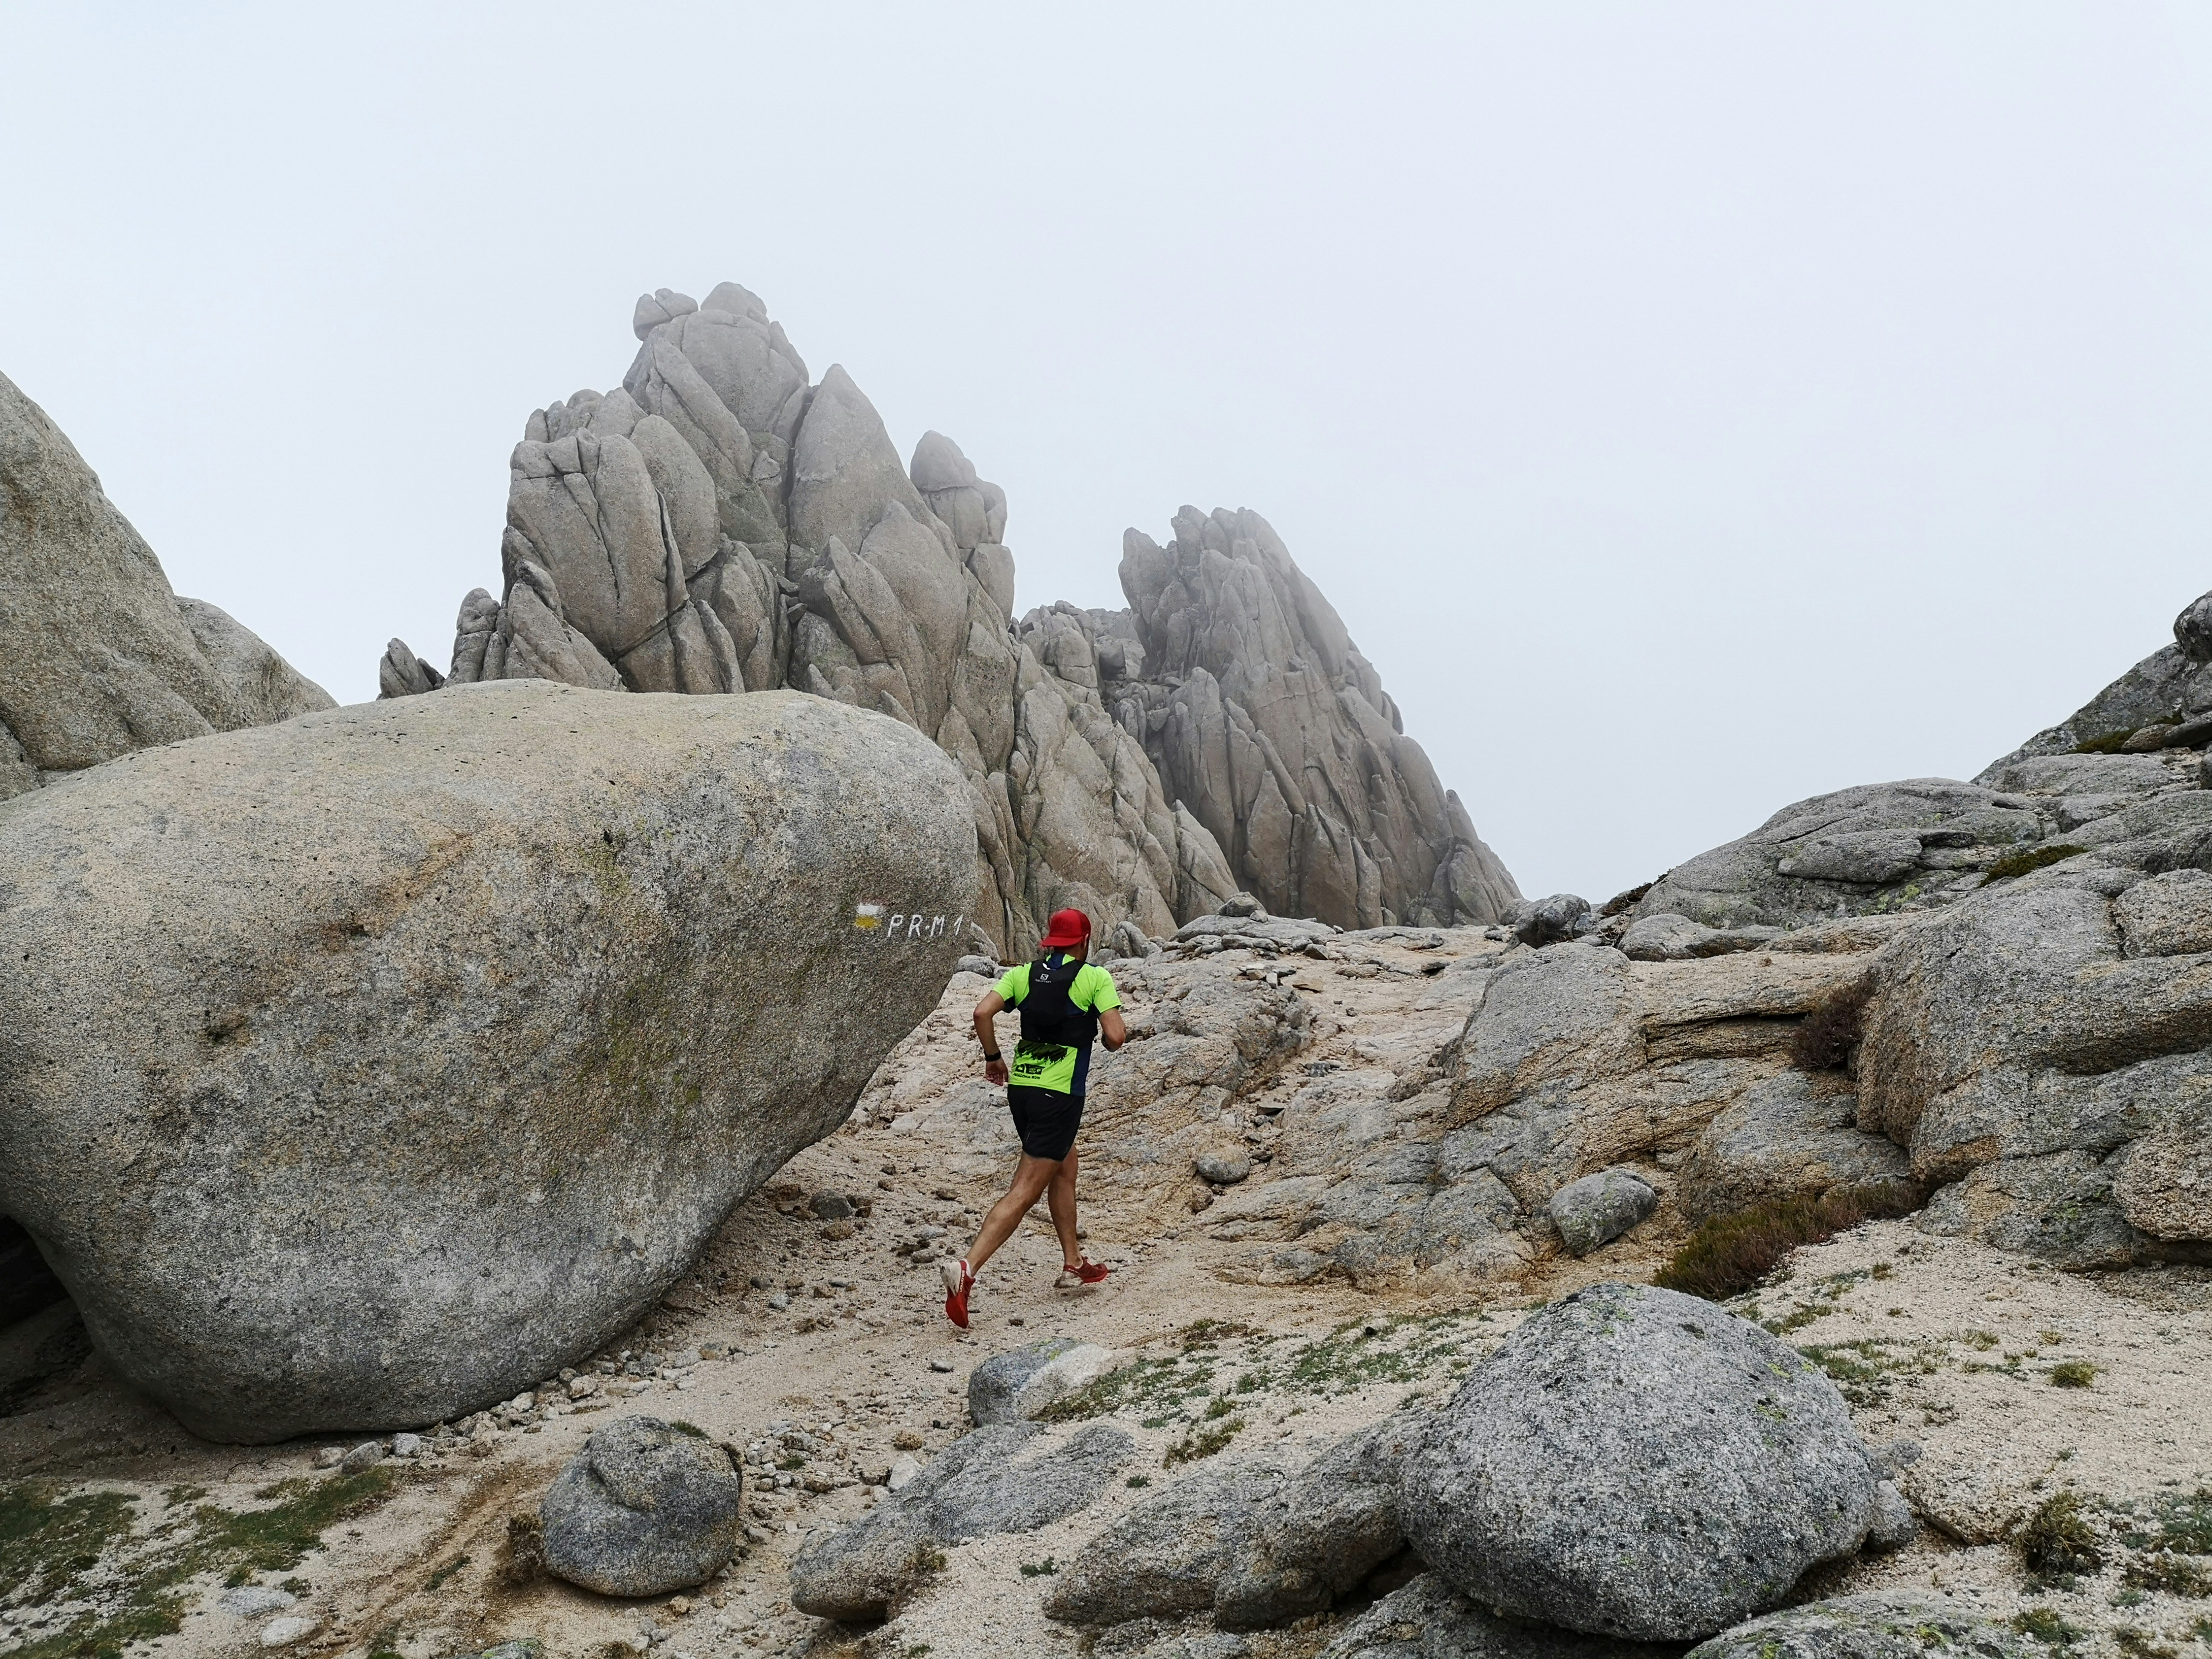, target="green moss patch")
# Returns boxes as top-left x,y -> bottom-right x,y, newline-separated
1985,845 -> 2089,884
0,1467 -> 395,1659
